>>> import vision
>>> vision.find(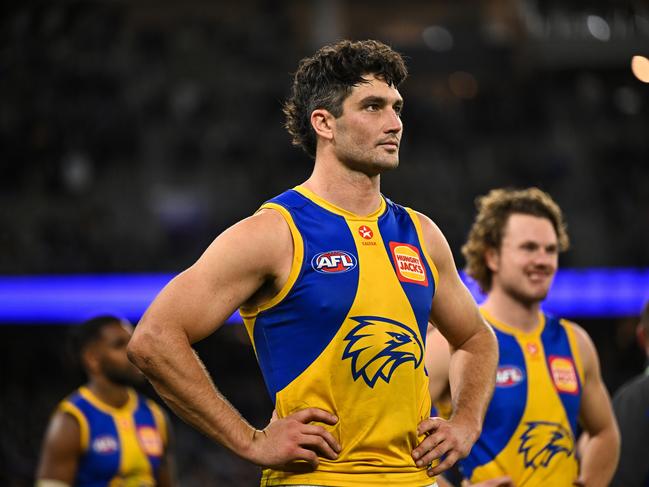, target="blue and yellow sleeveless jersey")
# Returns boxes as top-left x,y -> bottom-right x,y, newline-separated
58,386 -> 167,487
241,186 -> 438,486
460,309 -> 585,486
